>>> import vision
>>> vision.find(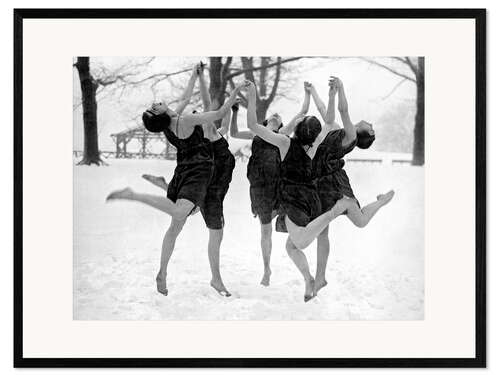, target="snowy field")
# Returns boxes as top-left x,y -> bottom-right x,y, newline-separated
74,158 -> 424,320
